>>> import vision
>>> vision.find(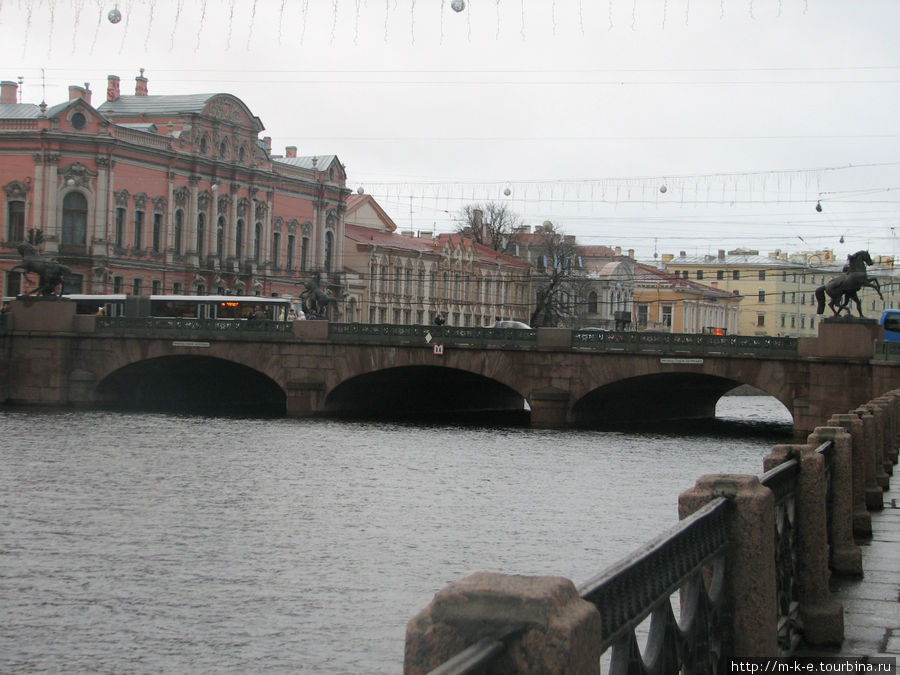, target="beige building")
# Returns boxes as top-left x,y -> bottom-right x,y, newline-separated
342,194 -> 530,325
